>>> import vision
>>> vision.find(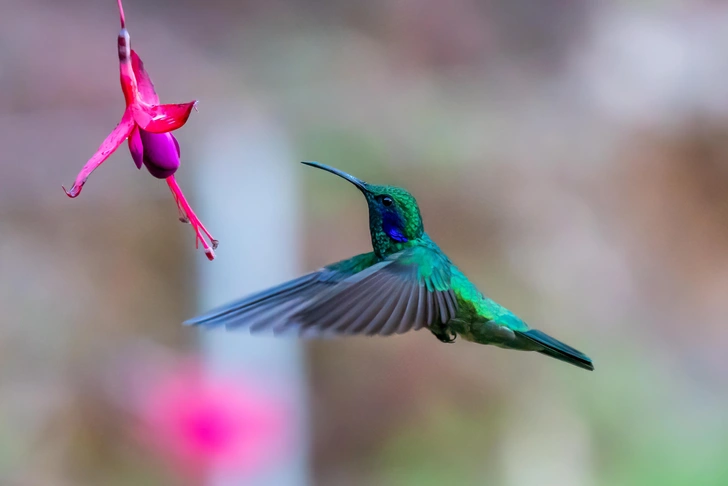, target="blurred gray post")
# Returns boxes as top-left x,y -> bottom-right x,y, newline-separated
192,105 -> 309,486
